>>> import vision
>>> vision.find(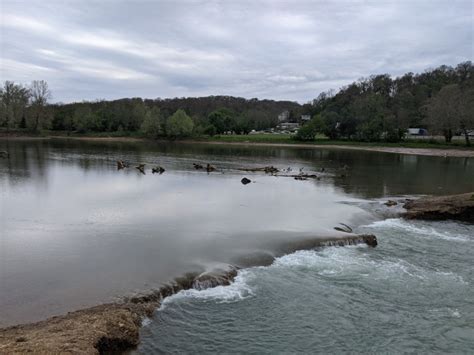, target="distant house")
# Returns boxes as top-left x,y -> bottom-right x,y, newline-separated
278,110 -> 290,122
277,122 -> 300,132
407,128 -> 428,136
301,115 -> 311,122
